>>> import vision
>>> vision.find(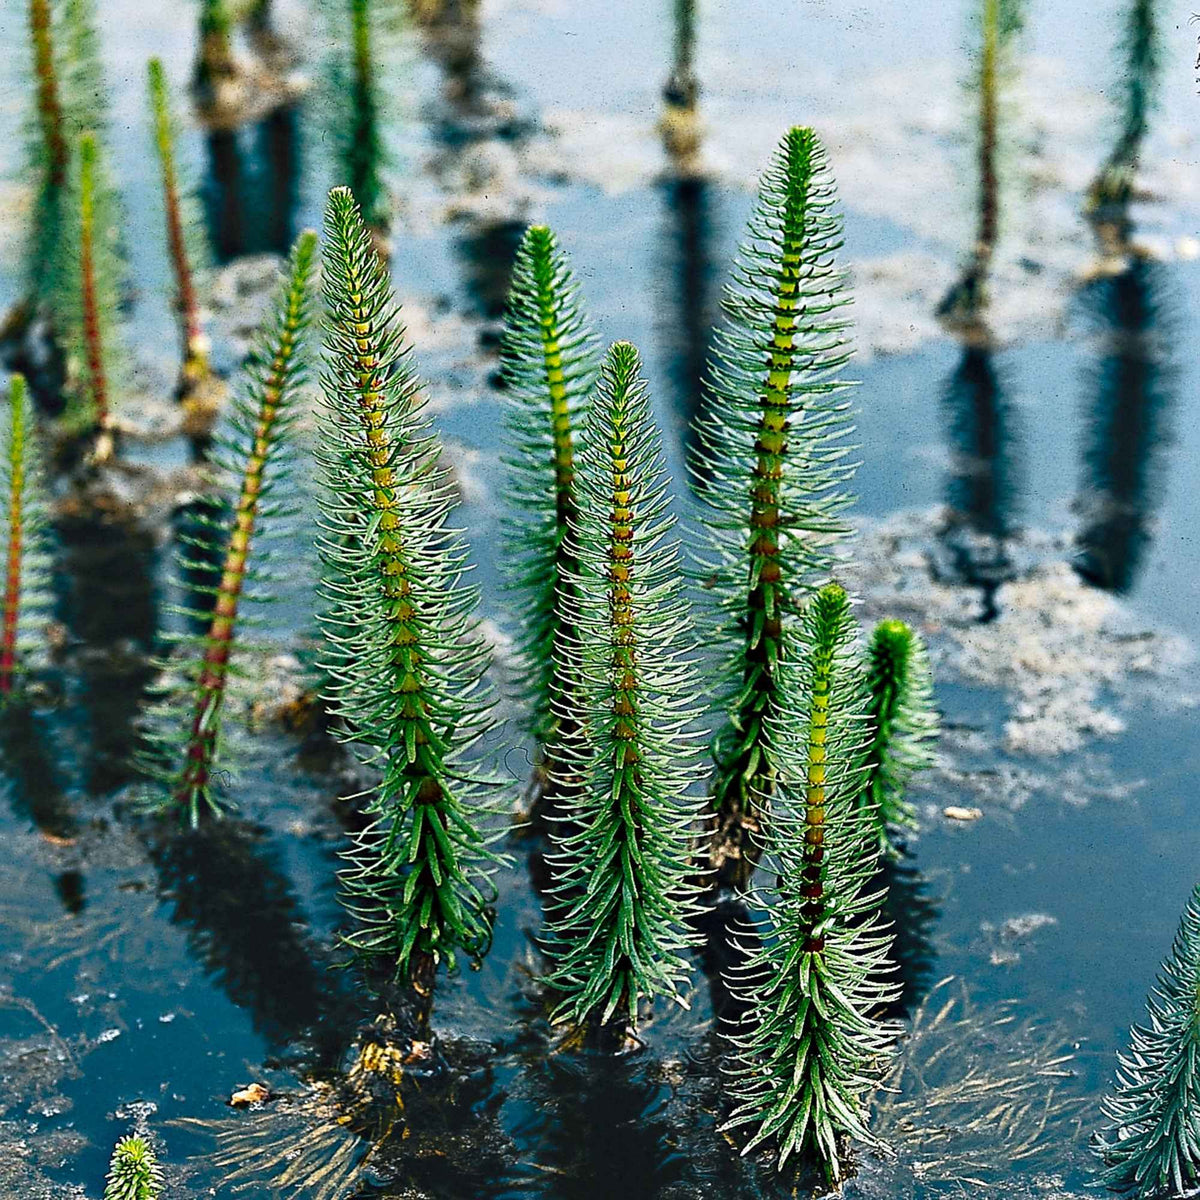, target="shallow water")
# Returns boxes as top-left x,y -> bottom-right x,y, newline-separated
0,0 -> 1198,1196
